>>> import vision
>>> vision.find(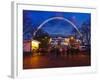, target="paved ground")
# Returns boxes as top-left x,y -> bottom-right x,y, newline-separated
23,52 -> 90,69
